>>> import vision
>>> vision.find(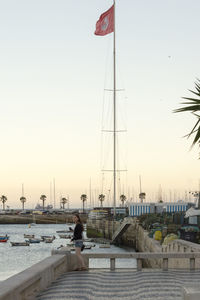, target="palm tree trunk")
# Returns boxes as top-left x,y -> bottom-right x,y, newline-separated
83,201 -> 85,213
43,200 -> 44,210
3,202 -> 5,210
